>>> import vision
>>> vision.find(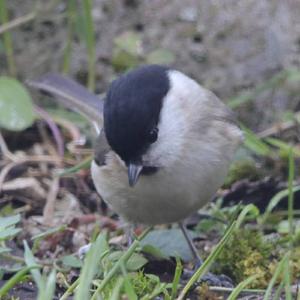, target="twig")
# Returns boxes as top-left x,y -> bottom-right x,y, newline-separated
257,111 -> 300,138
0,132 -> 71,164
0,12 -> 36,35
0,155 -> 74,192
51,116 -> 91,156
35,106 -> 65,158
0,132 -> 17,162
0,162 -> 19,192
2,177 -> 46,198
209,286 -> 265,294
43,177 -> 60,225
